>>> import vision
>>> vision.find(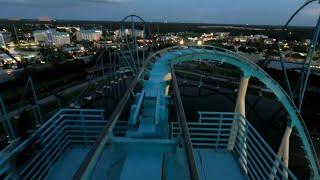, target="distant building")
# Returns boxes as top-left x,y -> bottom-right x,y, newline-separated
33,30 -> 49,43
0,31 -> 12,44
57,26 -> 80,33
115,29 -> 144,38
201,33 -> 215,42
33,29 -> 70,46
158,35 -> 179,41
8,17 -> 21,21
0,32 -> 6,48
215,32 -> 230,40
264,38 -> 276,45
52,32 -> 71,46
33,29 -> 48,45
253,34 -> 268,40
76,30 -> 102,41
38,16 -> 51,22
233,36 -> 247,43
246,34 -> 268,42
